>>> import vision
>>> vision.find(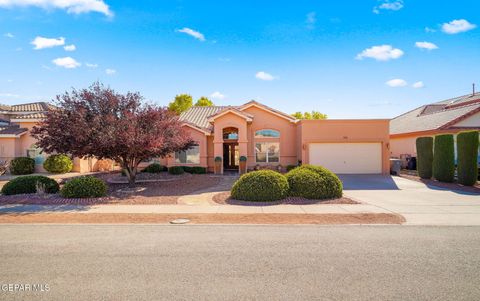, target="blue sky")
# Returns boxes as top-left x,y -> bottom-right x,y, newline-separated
0,0 -> 478,118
